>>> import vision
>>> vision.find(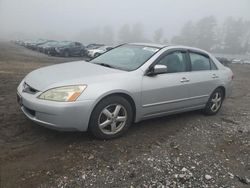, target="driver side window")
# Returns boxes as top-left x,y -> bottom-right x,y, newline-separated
157,51 -> 188,73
